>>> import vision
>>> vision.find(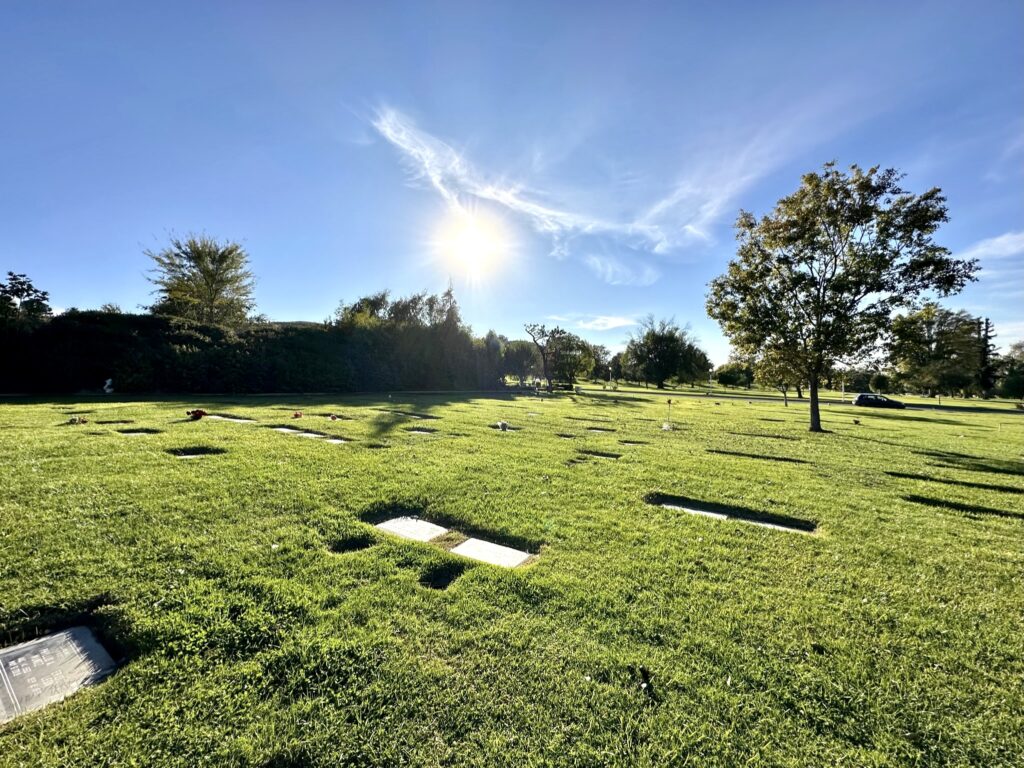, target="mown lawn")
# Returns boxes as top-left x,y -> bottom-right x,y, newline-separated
1,393 -> 1021,767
